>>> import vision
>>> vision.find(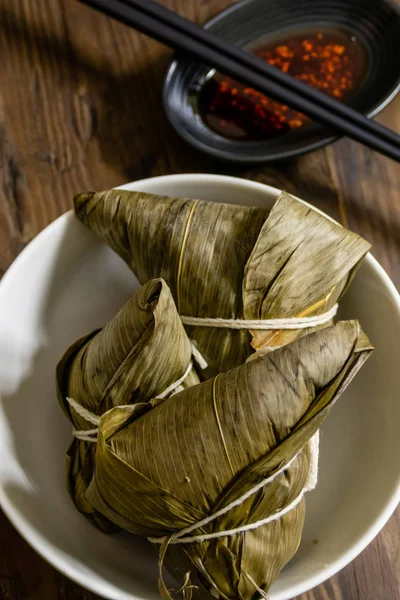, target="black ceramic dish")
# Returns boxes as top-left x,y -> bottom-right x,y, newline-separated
163,0 -> 400,163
